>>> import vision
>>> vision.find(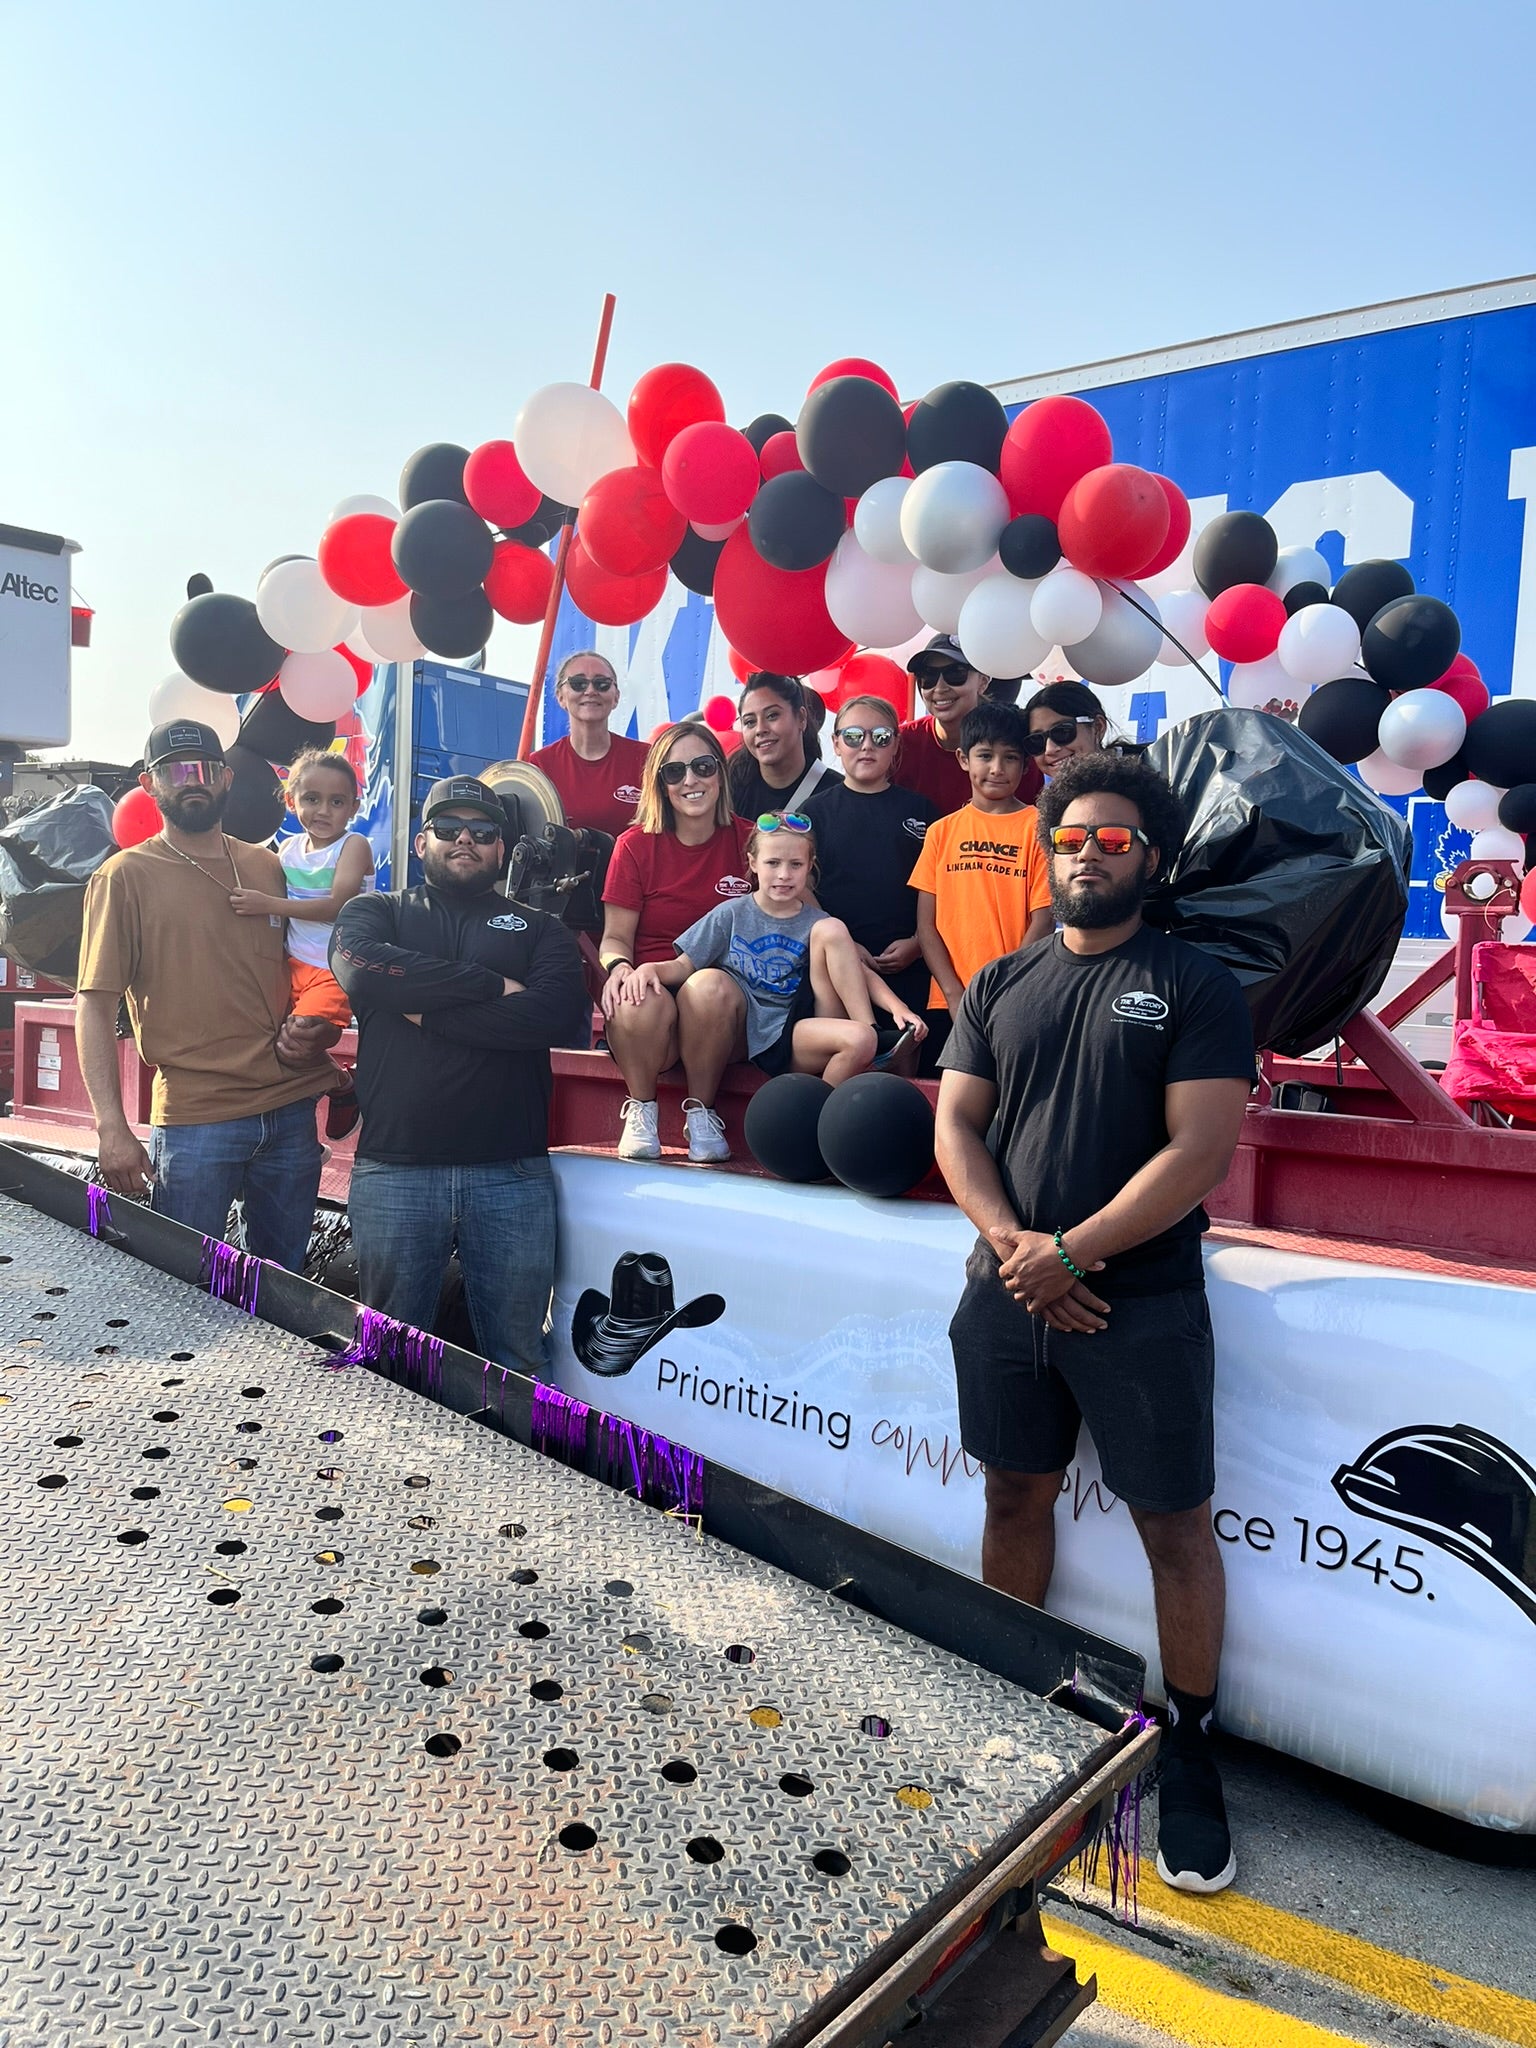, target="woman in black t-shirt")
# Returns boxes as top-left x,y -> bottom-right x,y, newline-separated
727,673 -> 841,819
